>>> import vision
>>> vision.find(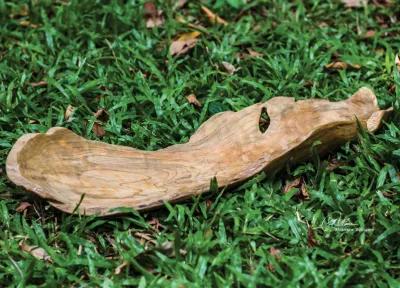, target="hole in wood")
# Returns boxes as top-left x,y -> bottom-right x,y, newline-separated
259,107 -> 270,133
